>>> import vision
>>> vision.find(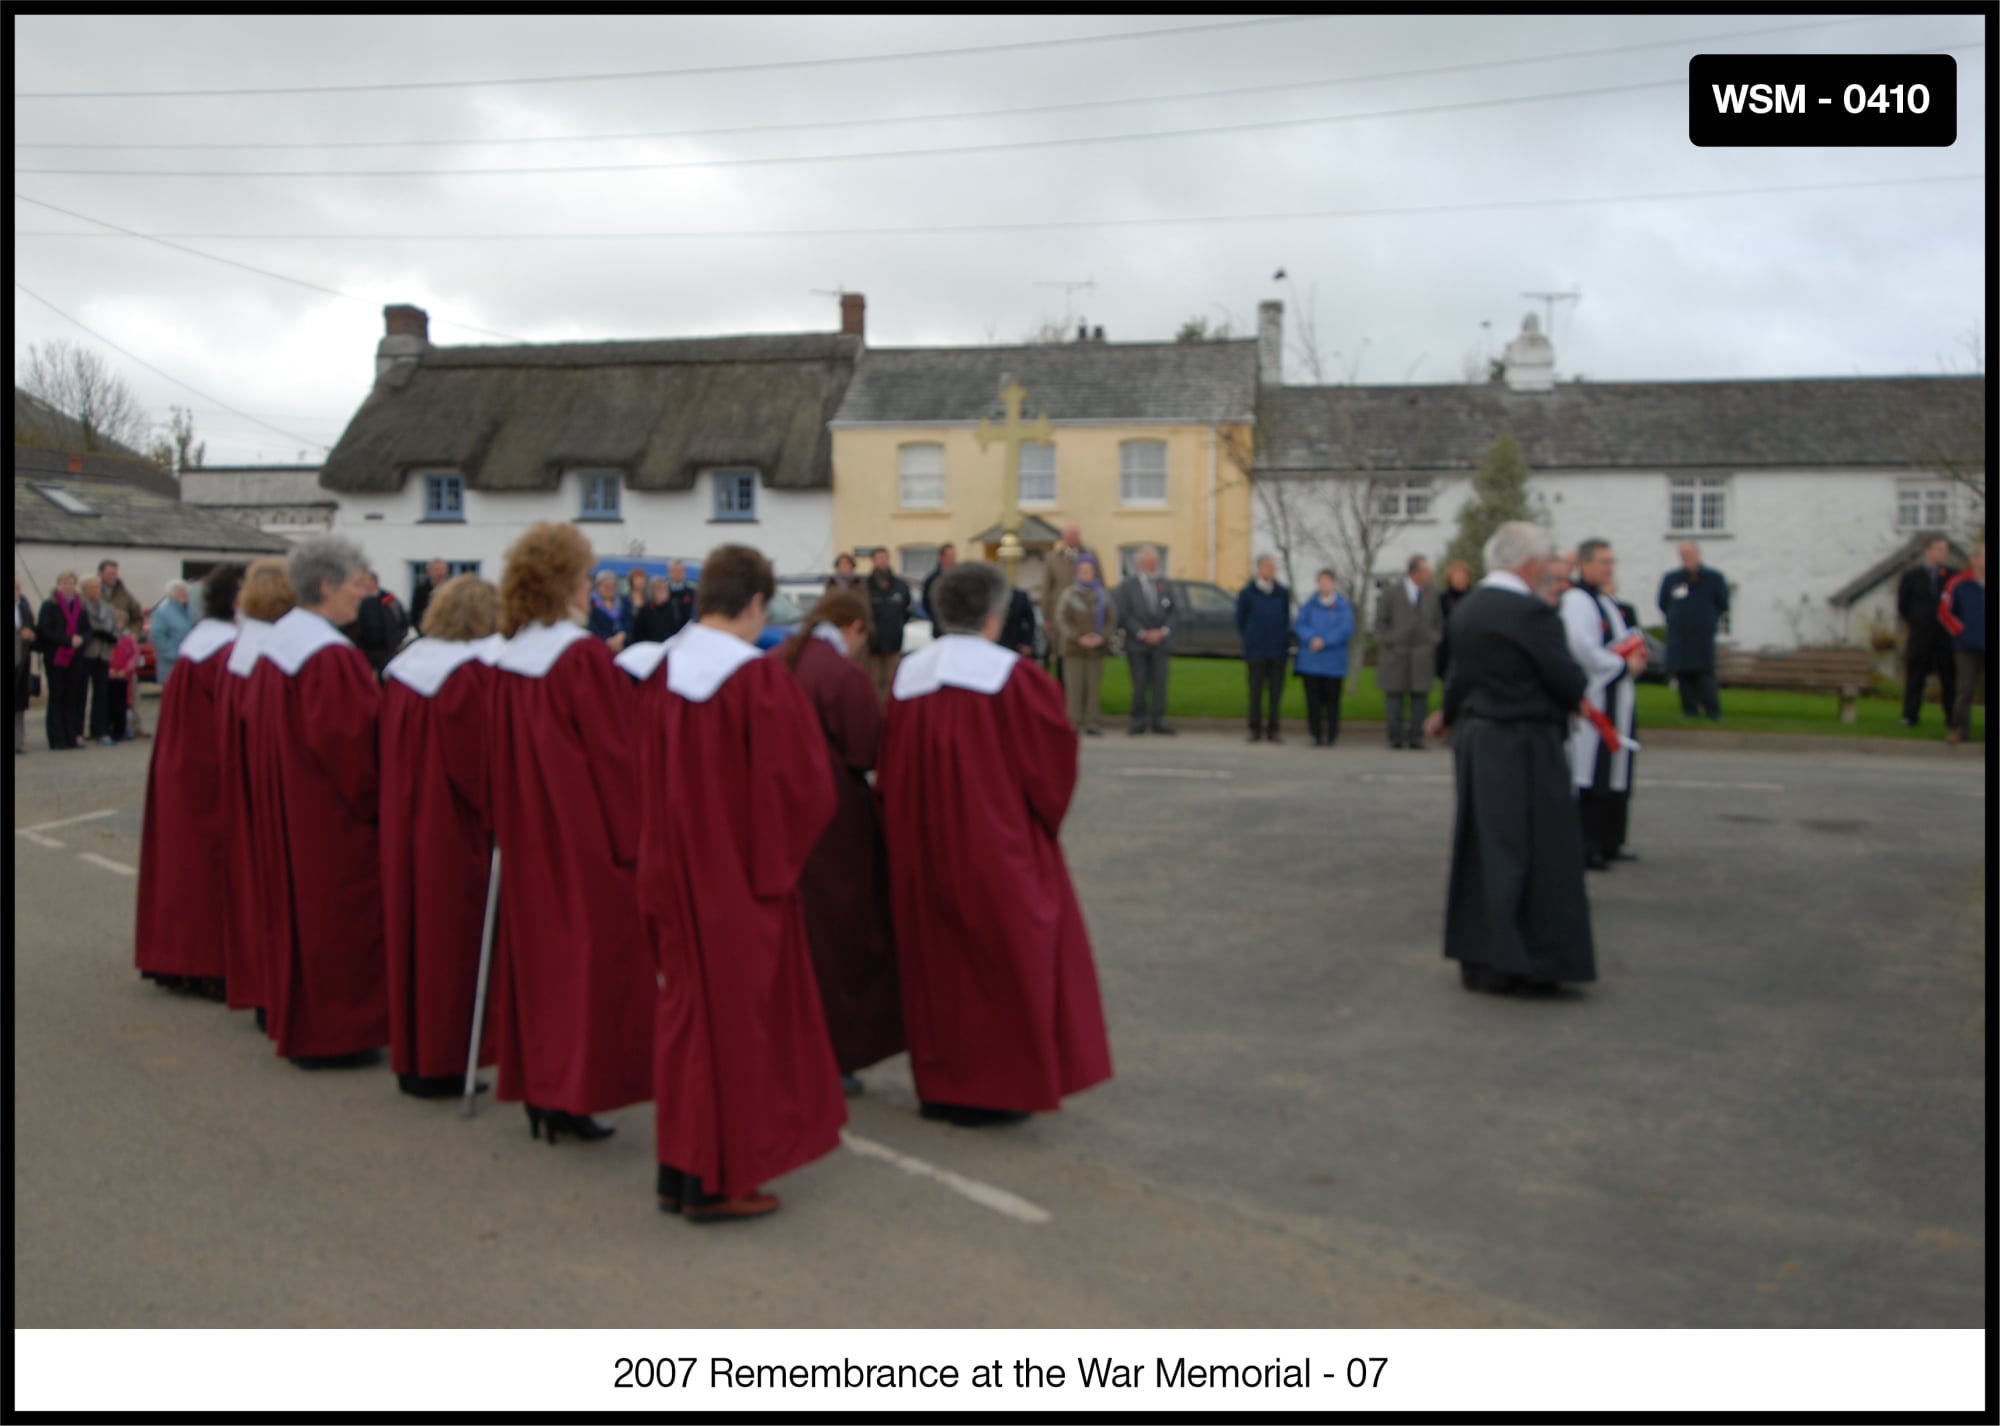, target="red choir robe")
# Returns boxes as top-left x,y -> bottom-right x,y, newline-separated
878,636 -> 1113,1113
242,608 -> 389,1059
487,621 -> 653,1115
772,629 -> 905,1073
217,619 -> 277,1013
618,625 -> 845,1198
379,634 -> 505,1080
134,619 -> 238,986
